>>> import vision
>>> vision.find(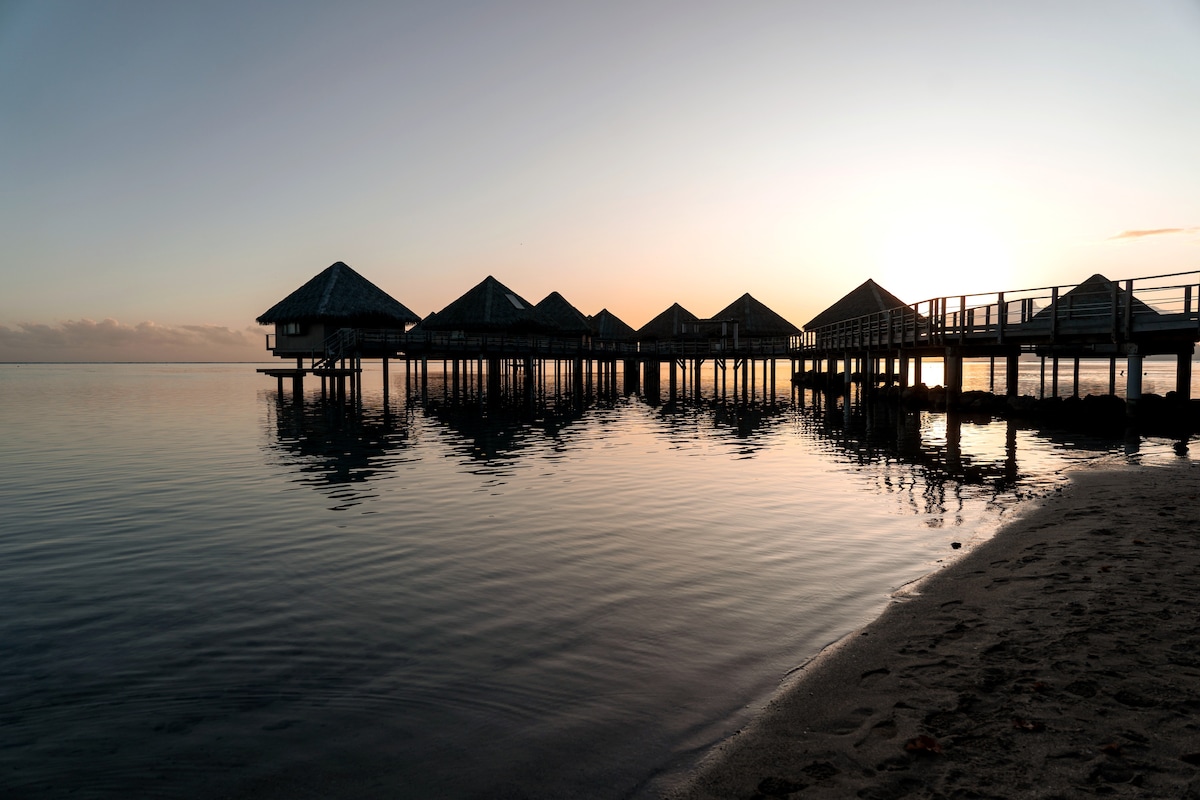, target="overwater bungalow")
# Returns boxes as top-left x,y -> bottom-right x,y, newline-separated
1030,273 -> 1157,324
804,278 -> 909,332
256,261 -> 420,362
416,275 -> 548,338
635,303 -> 702,353
708,293 -> 801,353
588,308 -> 636,353
534,291 -> 593,341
